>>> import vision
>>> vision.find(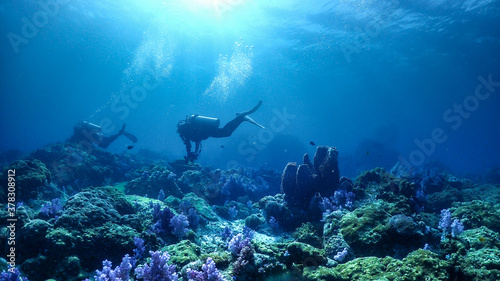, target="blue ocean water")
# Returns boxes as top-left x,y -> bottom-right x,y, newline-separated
1,0 -> 500,178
